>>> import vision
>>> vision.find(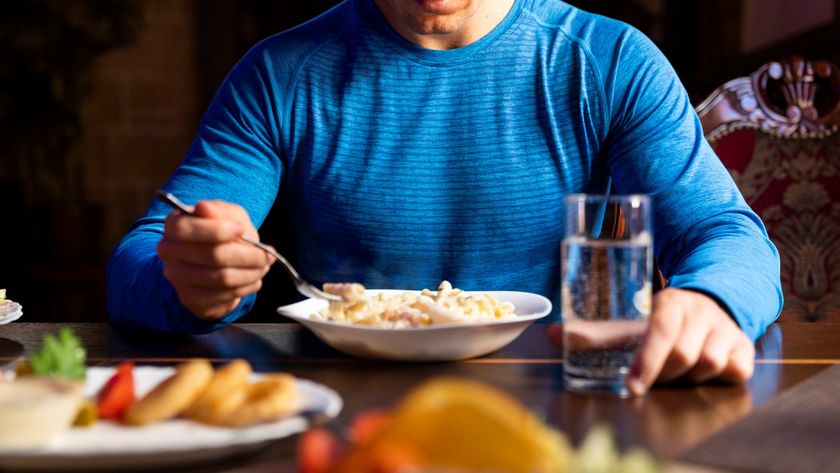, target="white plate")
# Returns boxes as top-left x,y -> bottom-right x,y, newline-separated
0,301 -> 23,325
277,290 -> 552,361
0,366 -> 342,471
